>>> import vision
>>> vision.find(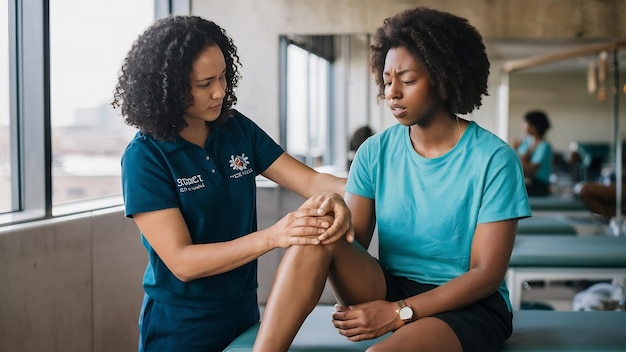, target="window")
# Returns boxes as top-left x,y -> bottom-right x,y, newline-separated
281,36 -> 334,167
49,0 -> 154,207
1,0 -> 188,225
0,0 -> 11,213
